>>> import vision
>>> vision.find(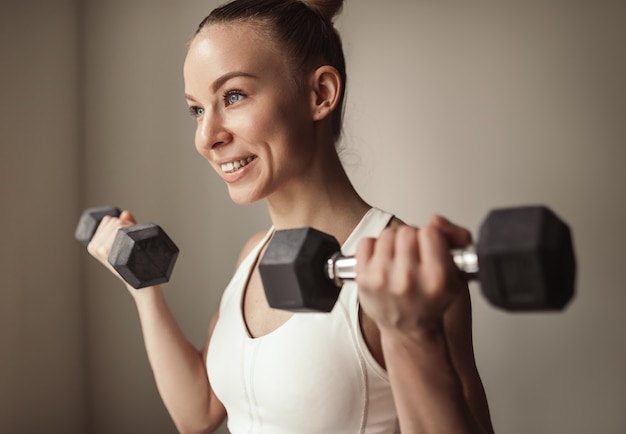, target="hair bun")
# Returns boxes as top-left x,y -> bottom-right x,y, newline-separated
300,0 -> 344,22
